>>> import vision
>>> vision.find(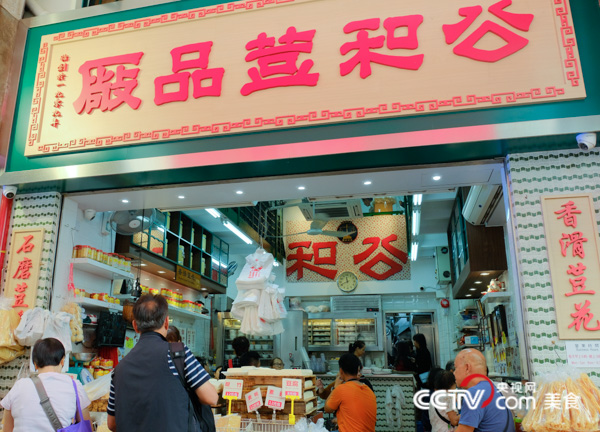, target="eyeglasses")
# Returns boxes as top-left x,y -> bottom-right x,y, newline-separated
273,362 -> 284,366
